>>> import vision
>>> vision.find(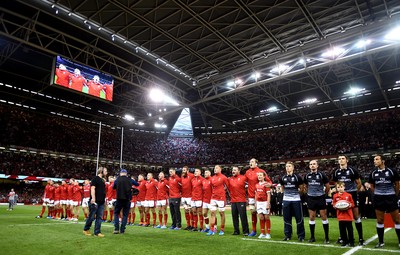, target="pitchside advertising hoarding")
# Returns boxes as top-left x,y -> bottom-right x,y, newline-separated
51,55 -> 114,101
